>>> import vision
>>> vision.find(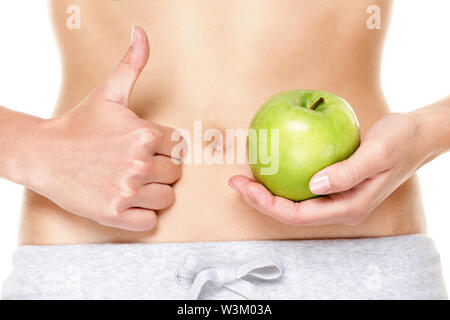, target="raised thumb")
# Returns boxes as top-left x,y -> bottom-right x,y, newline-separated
96,26 -> 150,106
